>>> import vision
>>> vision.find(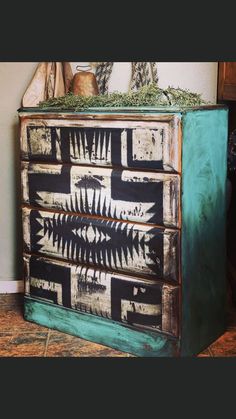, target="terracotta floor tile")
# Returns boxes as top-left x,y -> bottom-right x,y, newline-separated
0,332 -> 48,357
197,348 -> 212,357
0,294 -> 23,308
76,344 -> 131,357
81,348 -> 133,357
0,333 -> 14,350
209,331 -> 236,357
46,330 -> 105,357
0,307 -> 49,333
46,330 -> 131,357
